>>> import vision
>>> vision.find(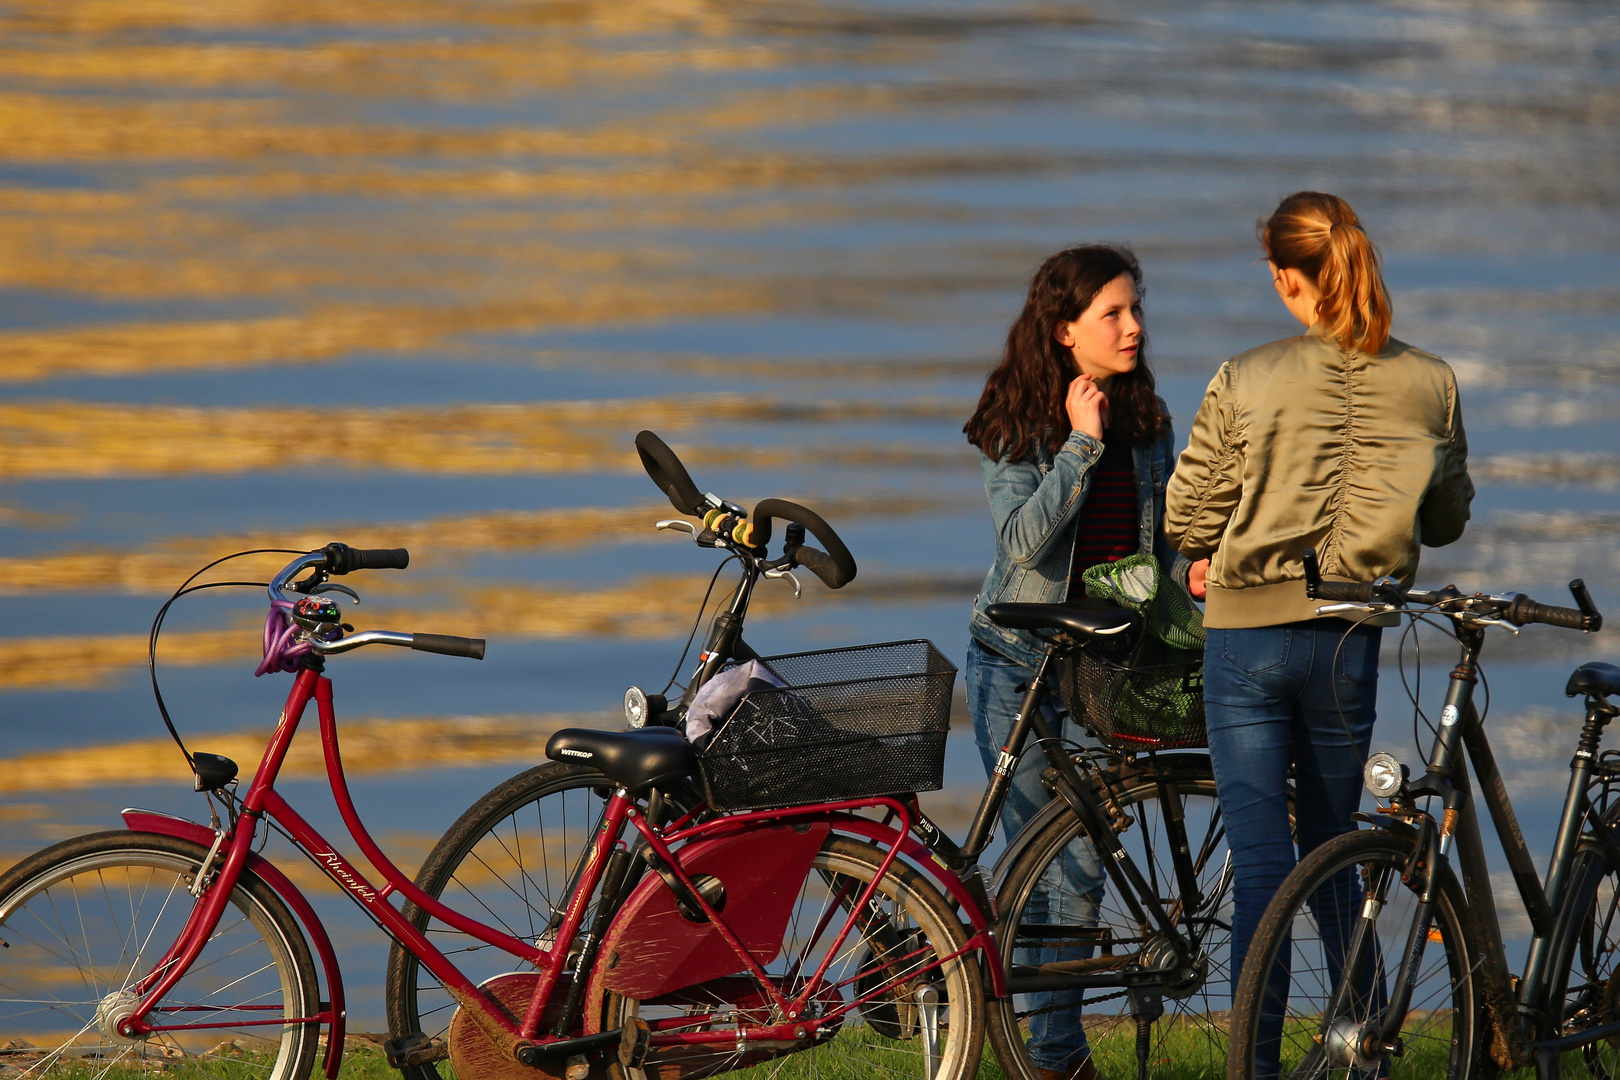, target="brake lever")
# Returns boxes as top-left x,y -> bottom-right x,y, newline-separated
764,567 -> 803,599
1314,602 -> 1395,617
657,519 -> 698,536
1463,614 -> 1522,636
307,582 -> 361,604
